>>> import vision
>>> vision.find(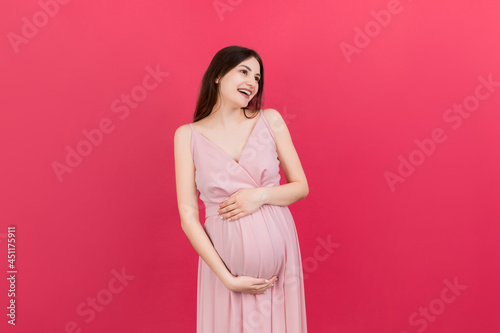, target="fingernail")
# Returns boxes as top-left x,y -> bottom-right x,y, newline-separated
265,280 -> 269,283
271,284 -> 274,287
